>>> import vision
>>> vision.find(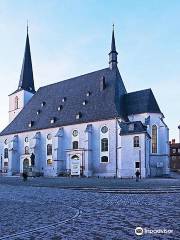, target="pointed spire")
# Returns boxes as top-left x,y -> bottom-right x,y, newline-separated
18,26 -> 35,93
109,24 -> 118,70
